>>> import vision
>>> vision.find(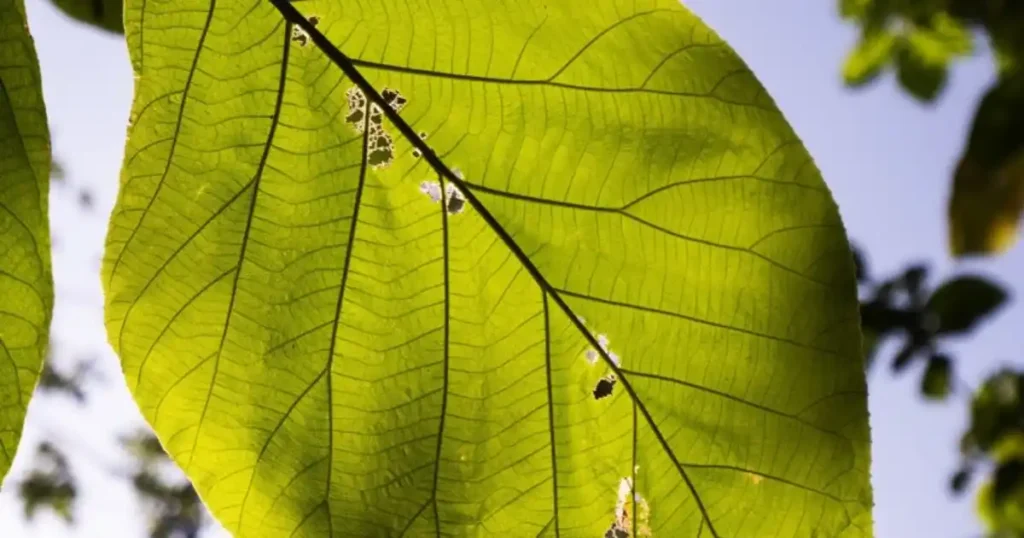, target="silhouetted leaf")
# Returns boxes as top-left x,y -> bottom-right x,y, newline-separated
921,353 -> 952,400
926,275 -> 1009,334
948,76 -> 1024,257
895,41 -> 947,102
49,0 -> 123,34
